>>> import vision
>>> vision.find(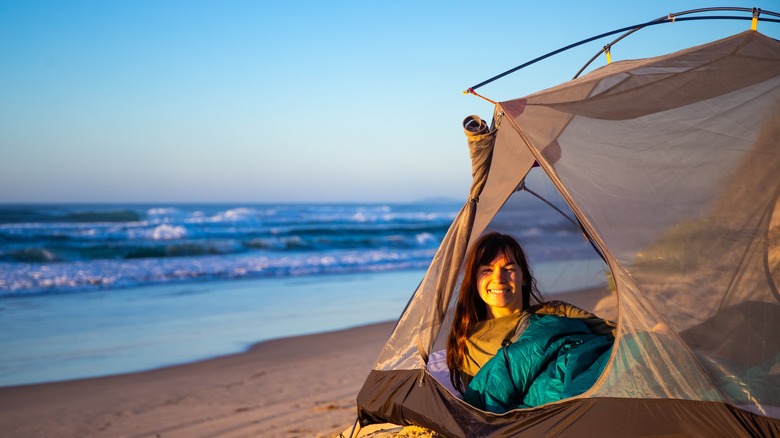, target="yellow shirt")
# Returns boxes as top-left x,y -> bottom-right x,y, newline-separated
461,300 -> 616,378
462,312 -> 527,377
